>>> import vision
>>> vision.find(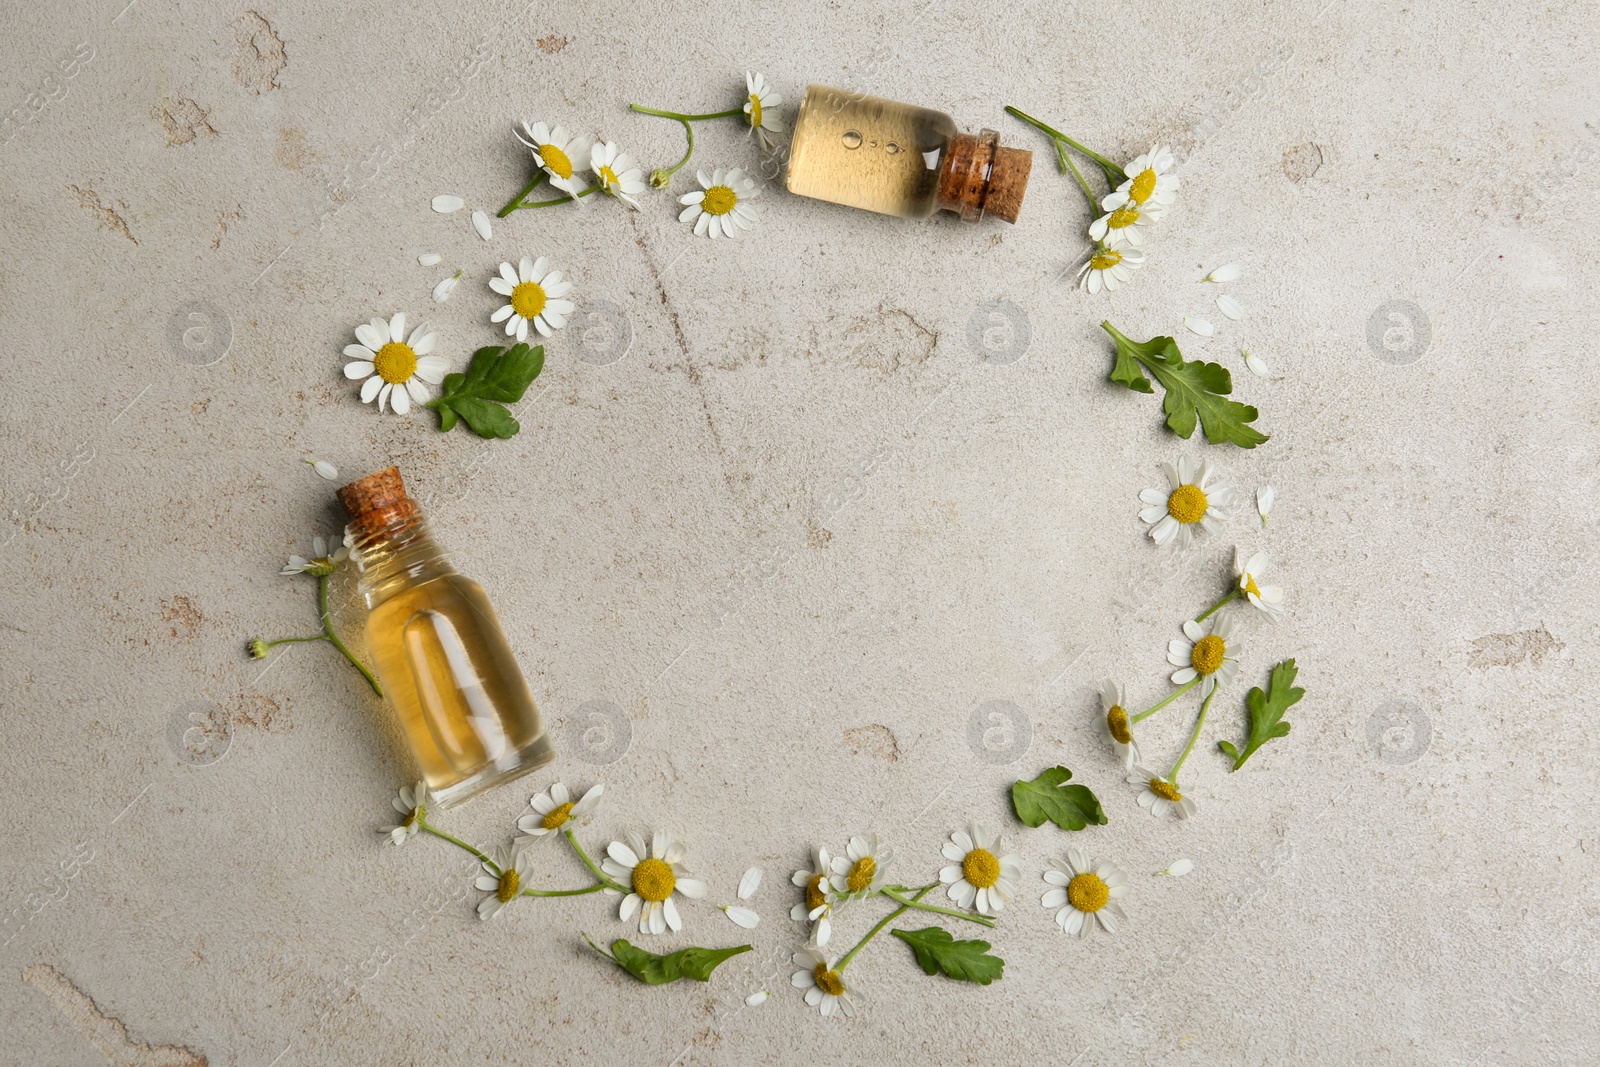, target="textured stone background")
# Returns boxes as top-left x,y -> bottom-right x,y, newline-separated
2,1 -> 1597,1064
